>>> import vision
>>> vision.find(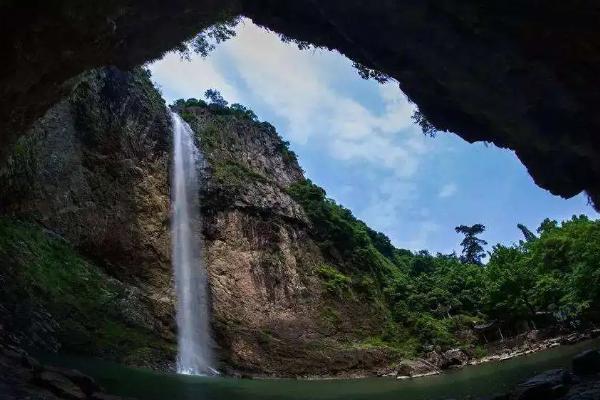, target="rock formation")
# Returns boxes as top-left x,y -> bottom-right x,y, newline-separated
1,1 -> 600,206
0,67 -> 401,377
0,67 -> 176,369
